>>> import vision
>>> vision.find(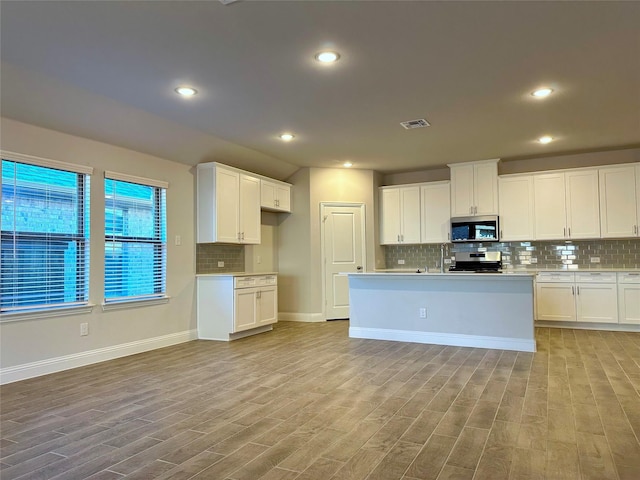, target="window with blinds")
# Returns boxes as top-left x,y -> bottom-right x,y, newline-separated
1,157 -> 91,313
104,173 -> 167,303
